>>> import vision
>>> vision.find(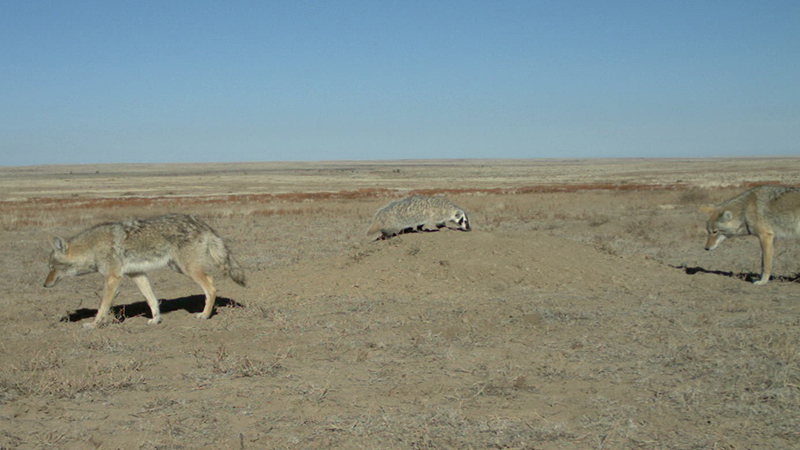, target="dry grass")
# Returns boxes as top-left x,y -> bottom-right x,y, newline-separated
0,350 -> 145,400
1,160 -> 800,449
0,181 -> 769,232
